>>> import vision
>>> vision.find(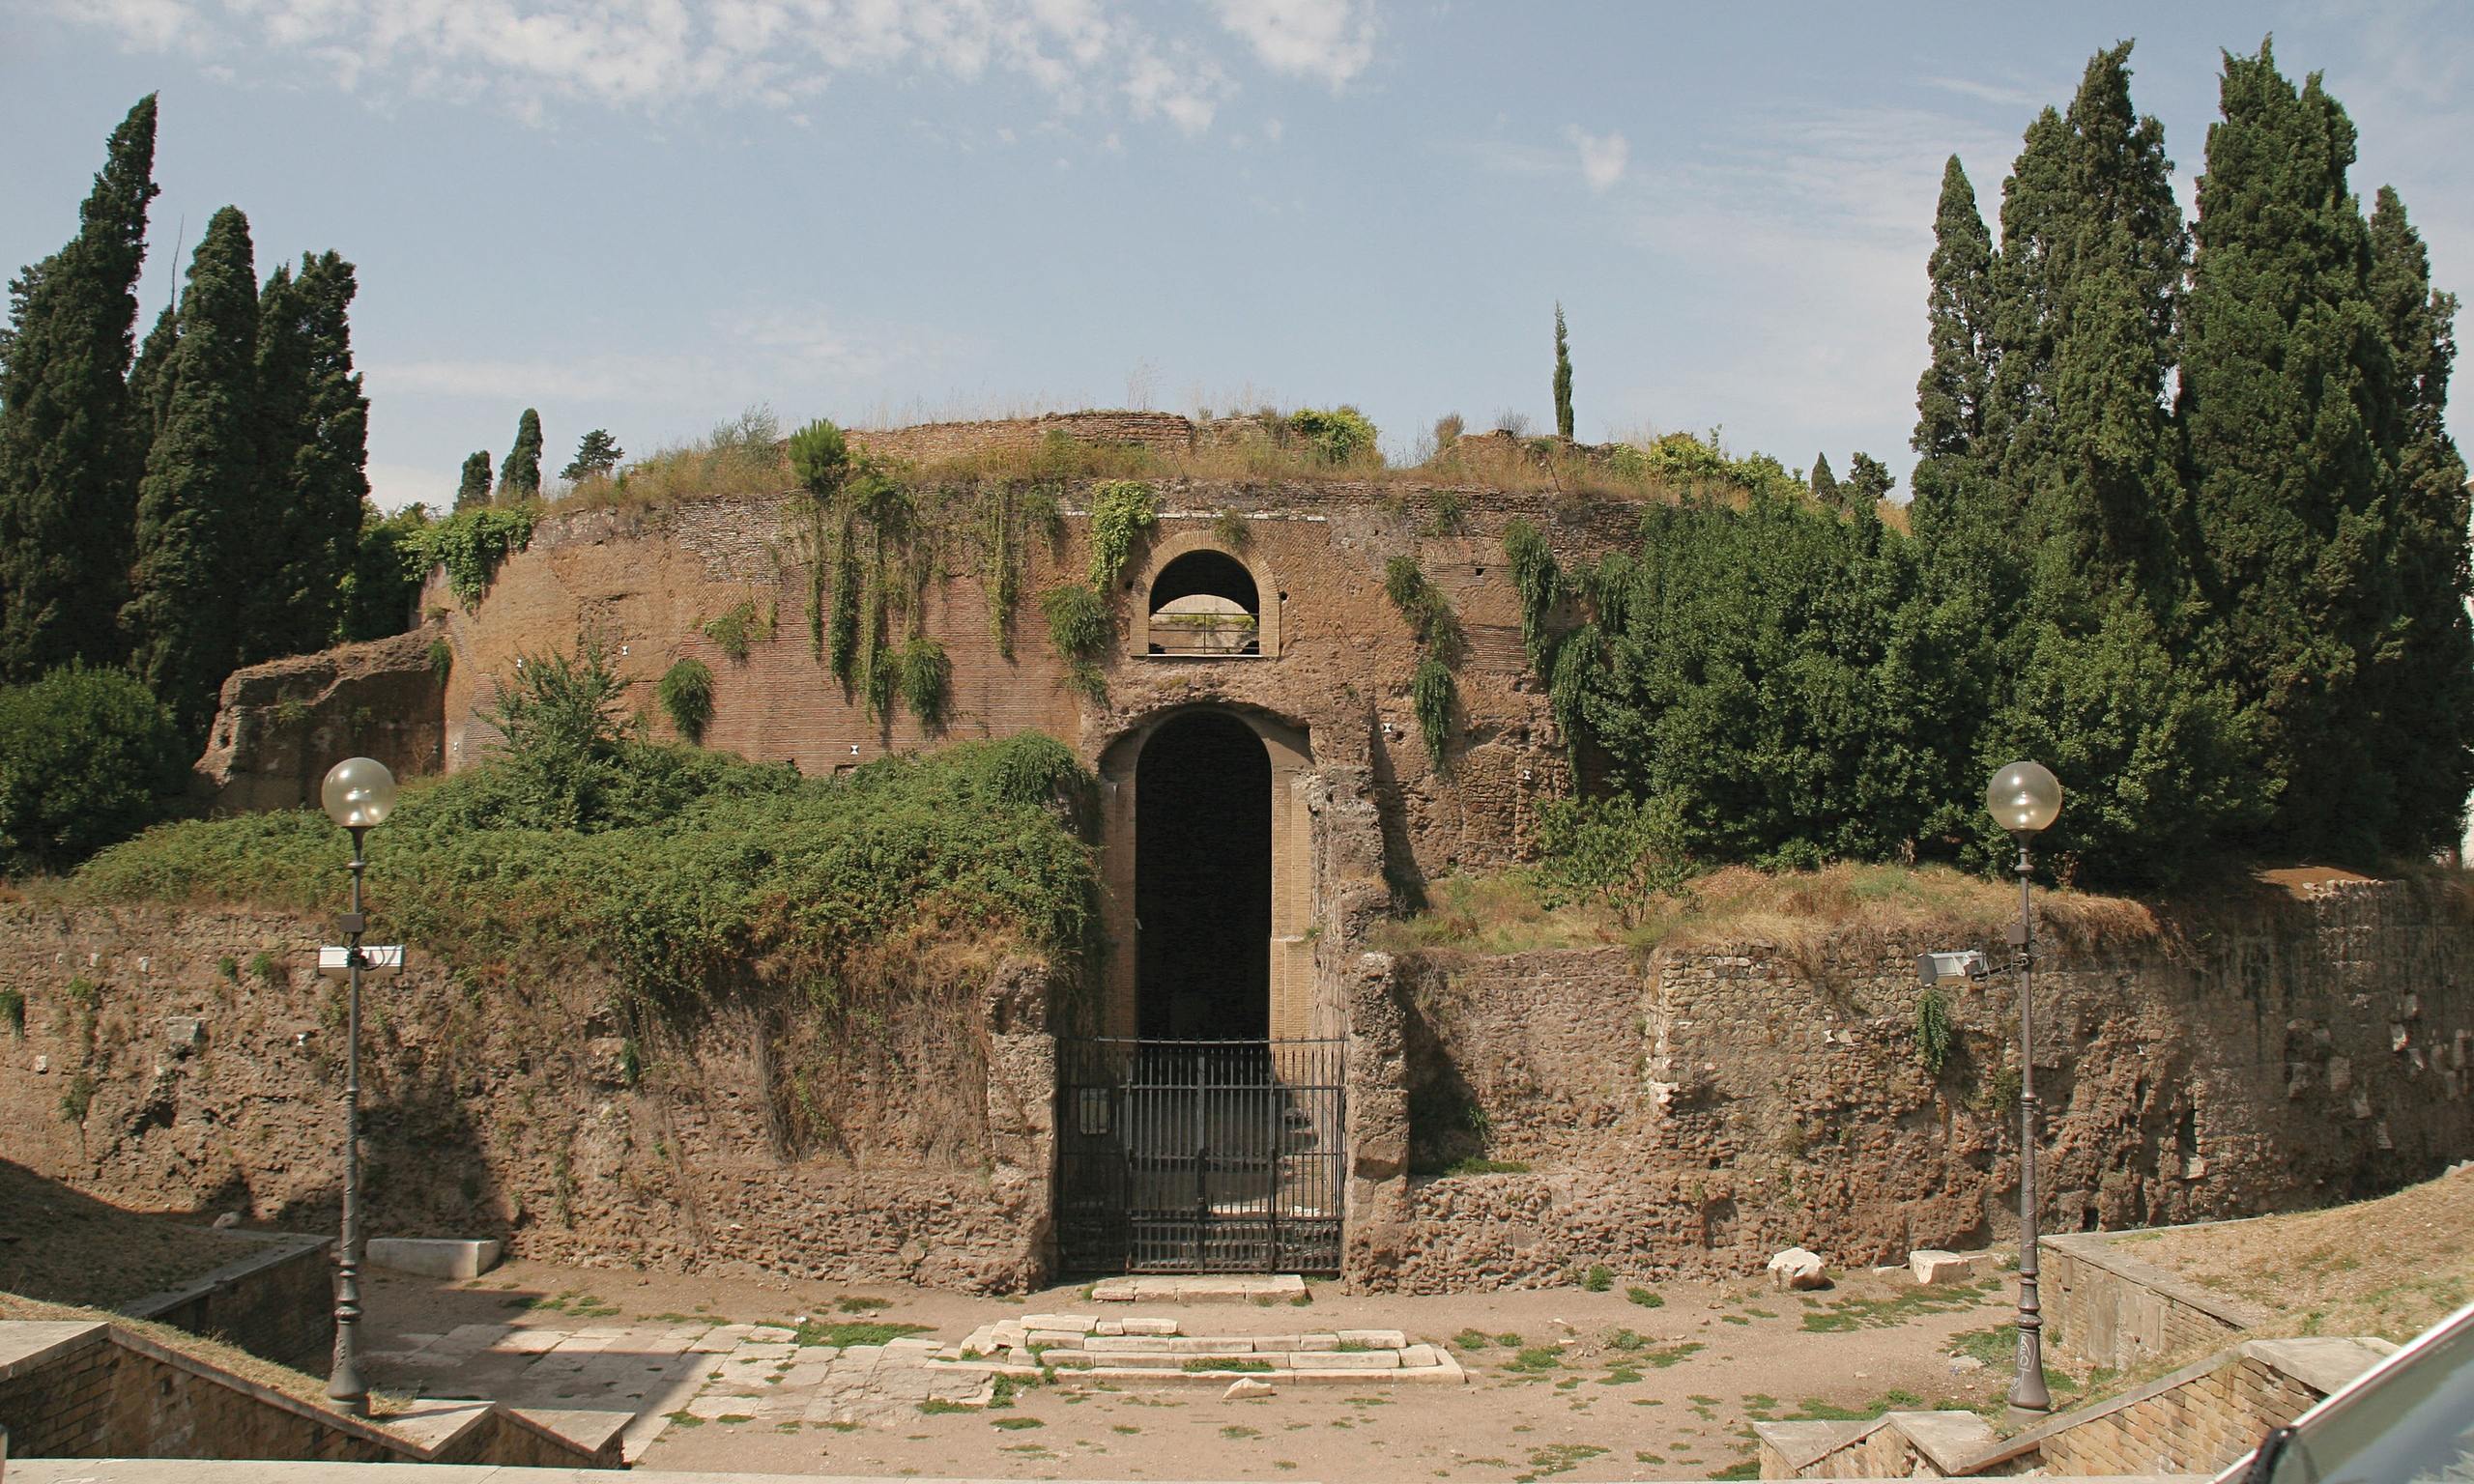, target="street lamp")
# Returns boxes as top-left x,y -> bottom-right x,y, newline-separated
320,756 -> 397,1415
1986,759 -> 2062,1417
